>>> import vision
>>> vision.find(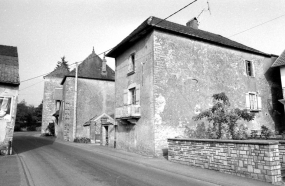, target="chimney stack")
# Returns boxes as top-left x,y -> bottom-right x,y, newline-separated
101,55 -> 107,76
186,17 -> 199,29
